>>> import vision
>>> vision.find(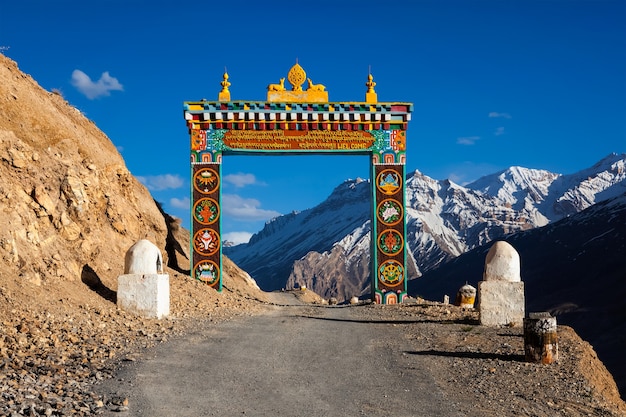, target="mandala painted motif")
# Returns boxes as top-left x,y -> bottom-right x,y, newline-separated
378,259 -> 404,287
376,199 -> 403,226
193,198 -> 219,225
377,229 -> 403,256
376,169 -> 401,195
193,168 -> 219,194
193,228 -> 220,255
194,260 -> 220,286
